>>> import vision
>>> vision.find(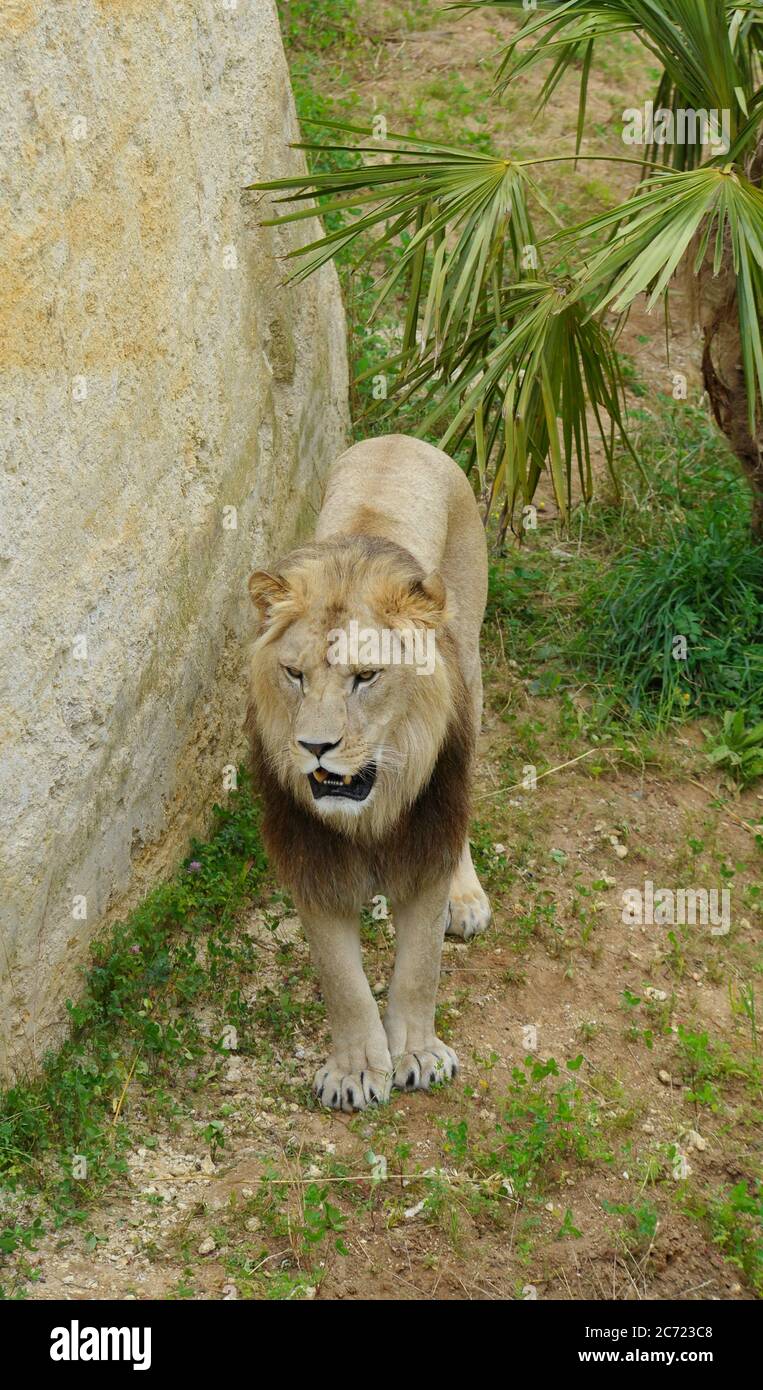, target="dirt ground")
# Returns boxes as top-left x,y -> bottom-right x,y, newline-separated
15,673 -> 761,1301
6,2 -> 761,1302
